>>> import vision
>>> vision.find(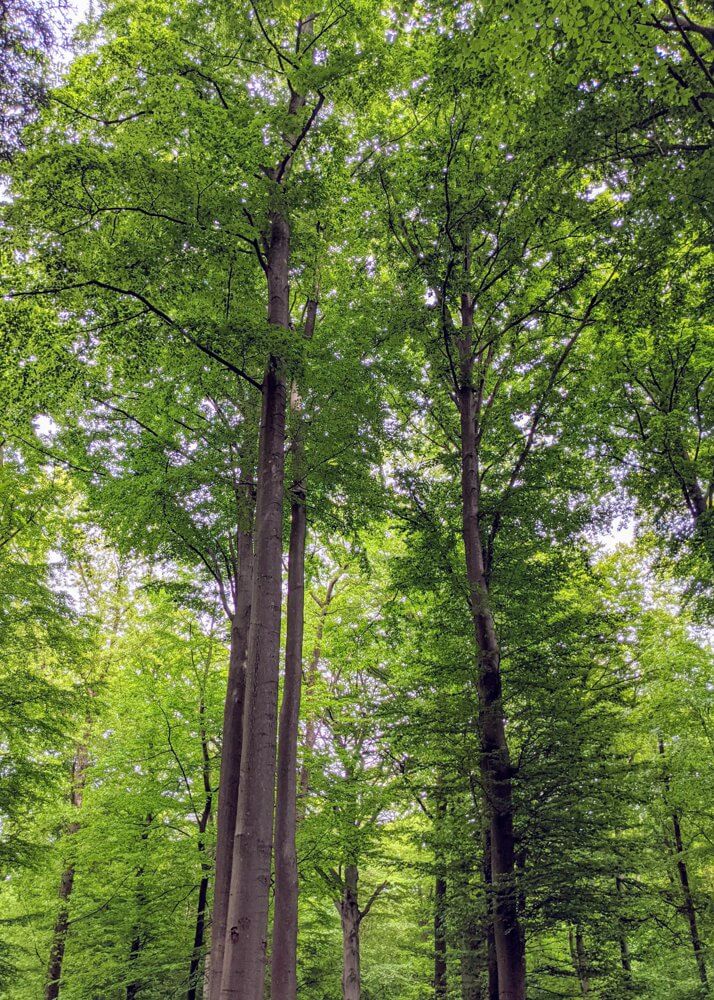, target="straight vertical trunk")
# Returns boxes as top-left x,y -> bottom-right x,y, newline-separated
434,783 -> 447,1000
126,814 -> 152,1000
299,567 -> 339,813
271,295 -> 316,1000
270,483 -> 307,1000
659,739 -> 709,990
207,531 -> 253,1000
461,916 -> 486,1000
457,318 -> 525,1000
434,871 -> 448,998
672,809 -> 709,989
45,864 -> 76,1000
219,212 -> 290,1000
188,697 -> 214,1000
484,831 -> 499,1000
45,743 -> 88,1000
568,926 -> 590,995
340,865 -> 362,1000
615,877 -> 632,980
188,869 -> 211,1000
